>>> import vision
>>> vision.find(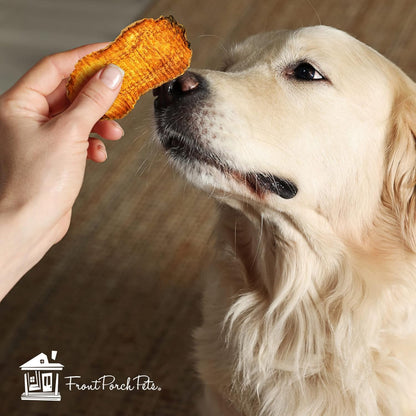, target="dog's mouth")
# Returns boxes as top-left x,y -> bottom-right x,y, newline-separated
159,131 -> 298,200
153,74 -> 297,200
